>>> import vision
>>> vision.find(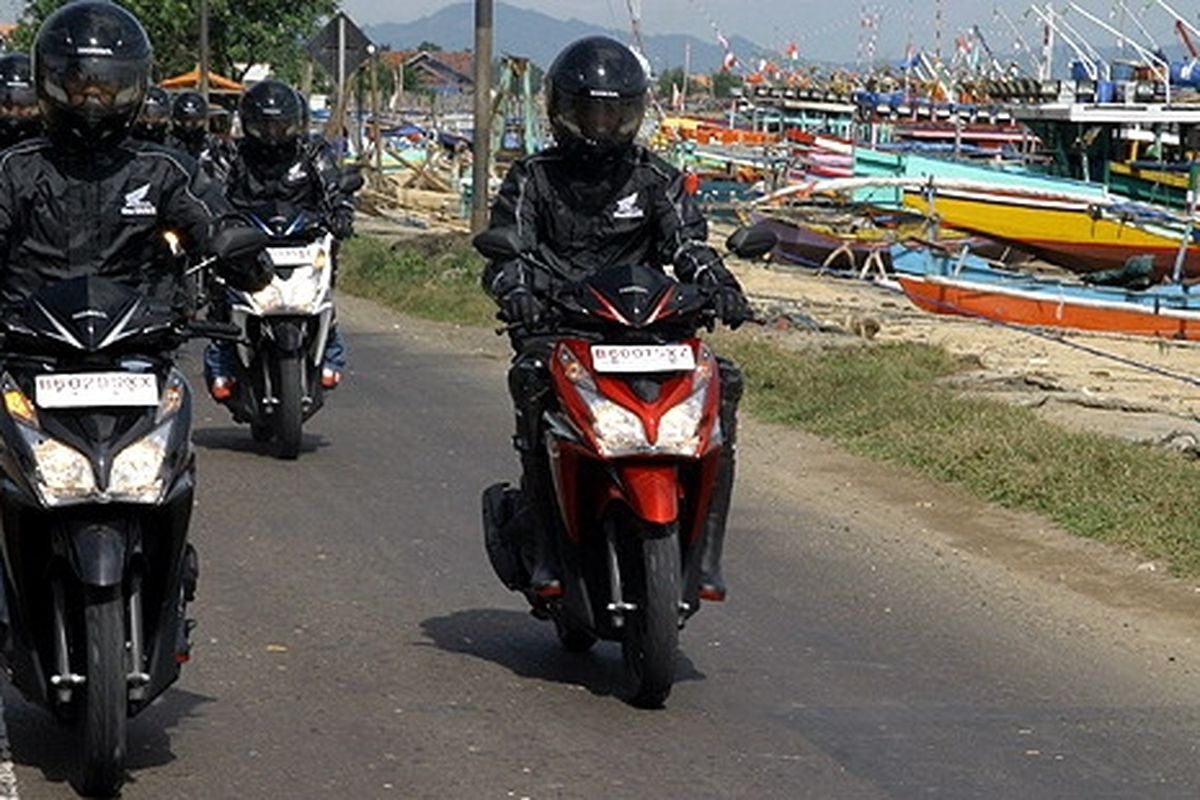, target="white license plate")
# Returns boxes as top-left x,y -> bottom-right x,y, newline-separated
590,344 -> 696,373
35,372 -> 159,409
266,247 -> 311,266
